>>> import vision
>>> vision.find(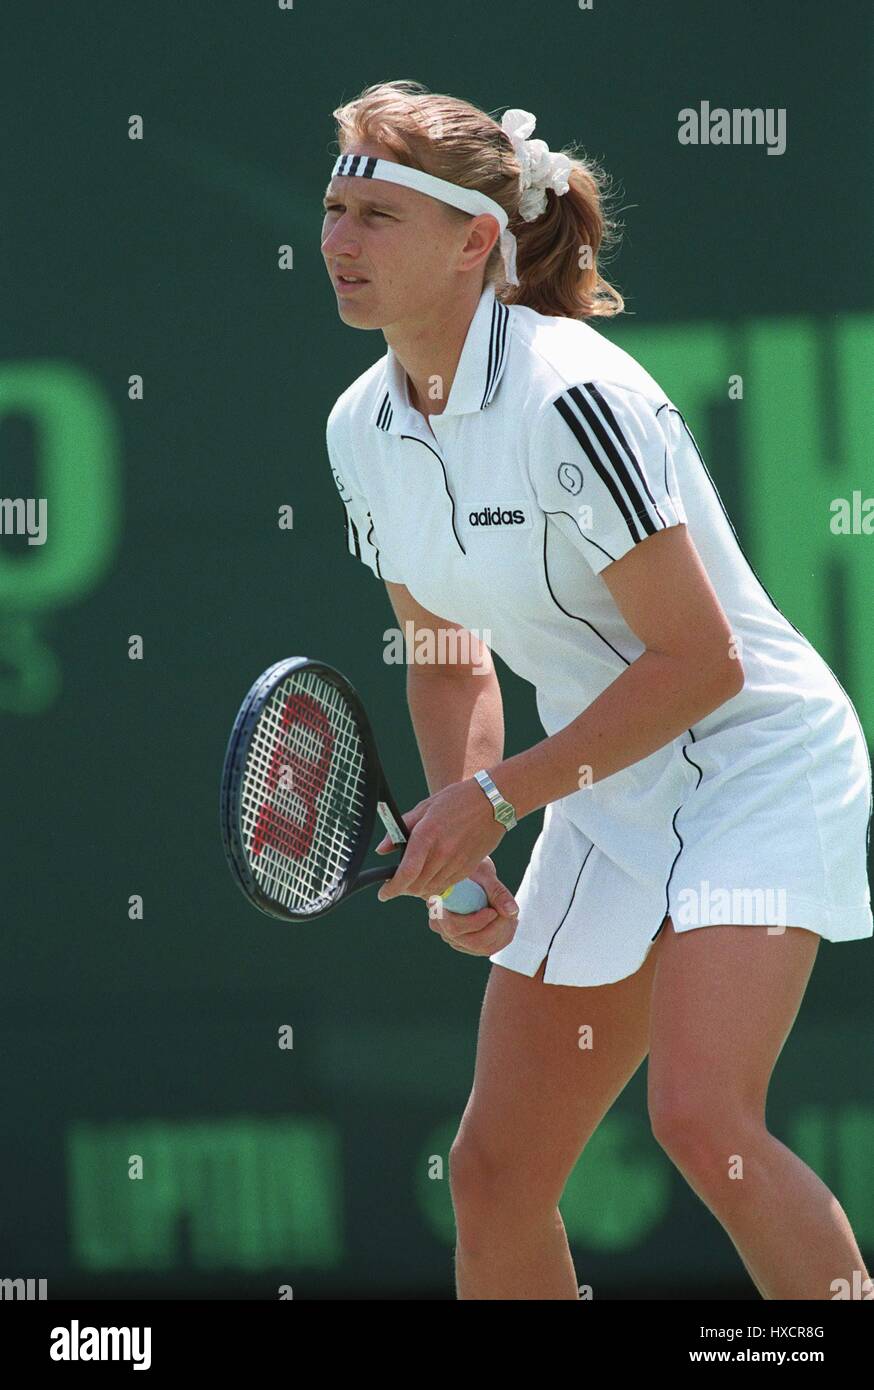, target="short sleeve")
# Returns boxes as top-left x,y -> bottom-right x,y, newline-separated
527,380 -> 688,574
326,420 -> 406,583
